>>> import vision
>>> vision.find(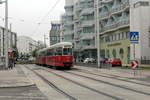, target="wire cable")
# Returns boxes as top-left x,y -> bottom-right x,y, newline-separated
33,0 -> 61,35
